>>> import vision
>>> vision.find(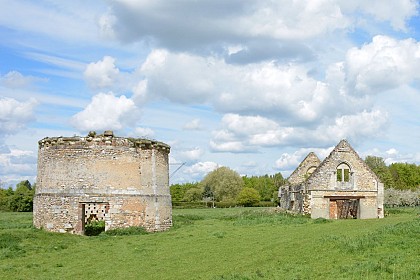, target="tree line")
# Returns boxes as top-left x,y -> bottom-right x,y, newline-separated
171,167 -> 286,207
0,180 -> 34,212
364,156 -> 420,190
